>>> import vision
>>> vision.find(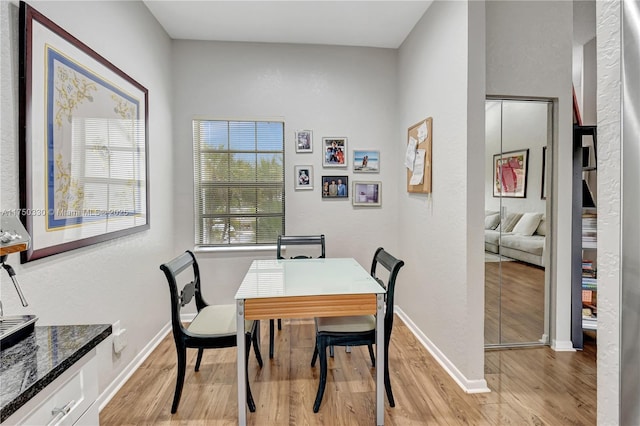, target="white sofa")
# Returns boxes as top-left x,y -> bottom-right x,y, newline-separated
484,211 -> 546,267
